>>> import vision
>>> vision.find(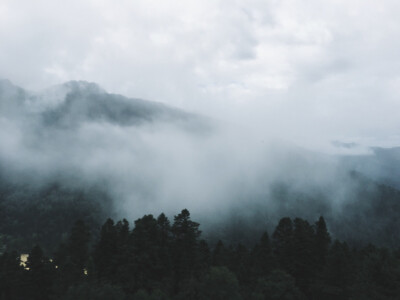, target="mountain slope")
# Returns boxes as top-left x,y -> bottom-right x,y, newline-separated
0,80 -> 210,131
1,79 -> 400,251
